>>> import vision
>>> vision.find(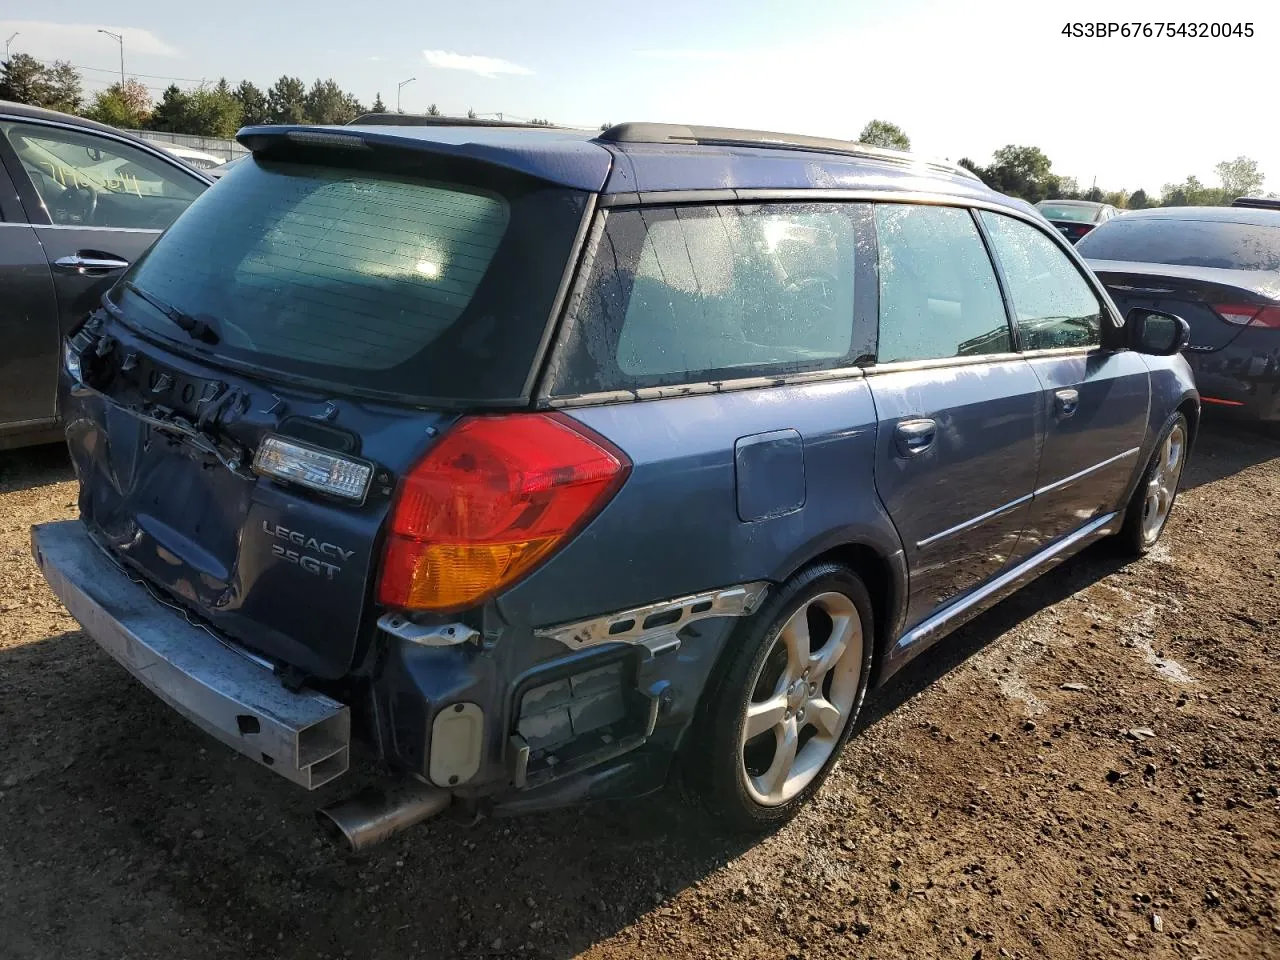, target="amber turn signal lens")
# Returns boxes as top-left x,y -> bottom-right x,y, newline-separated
376,413 -> 630,612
